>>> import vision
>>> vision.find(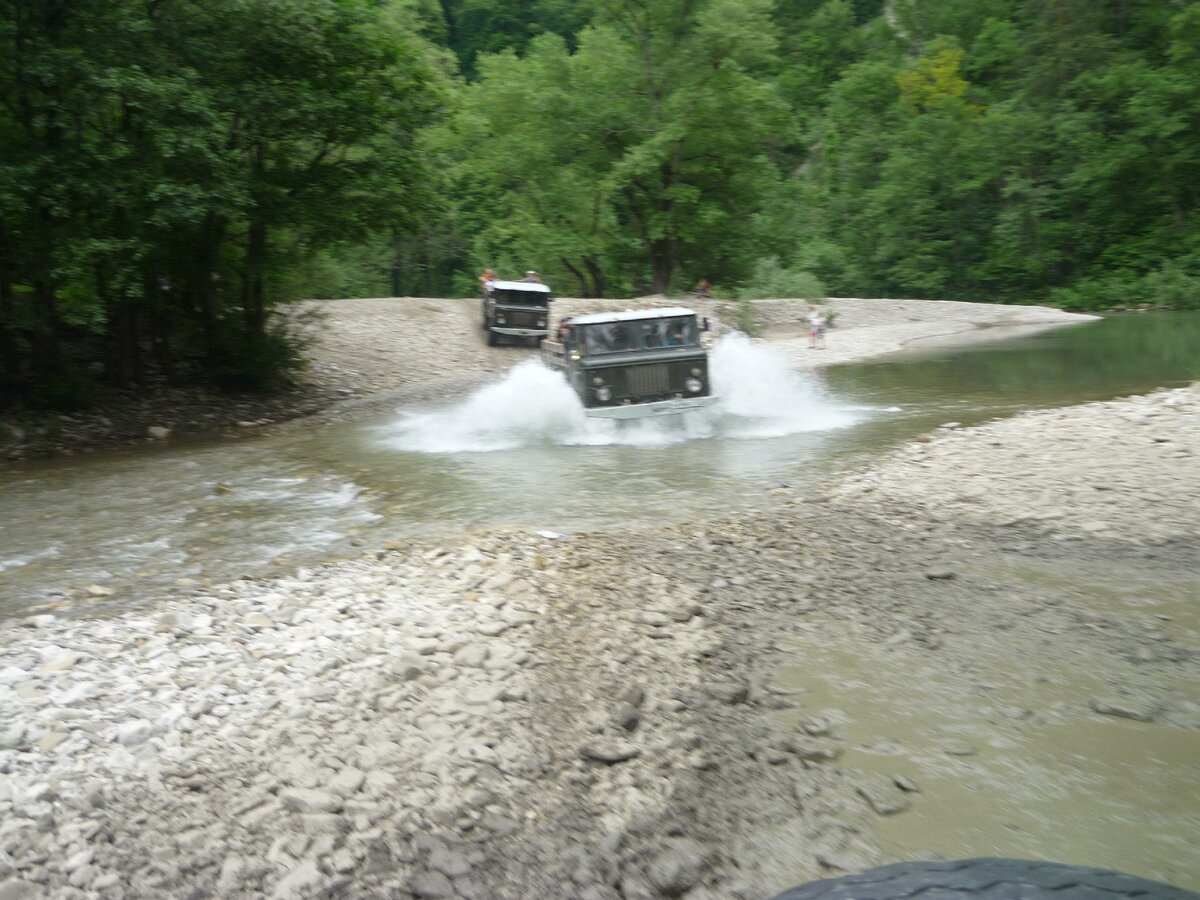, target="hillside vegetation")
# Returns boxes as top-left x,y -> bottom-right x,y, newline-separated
2,0 -> 1197,407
